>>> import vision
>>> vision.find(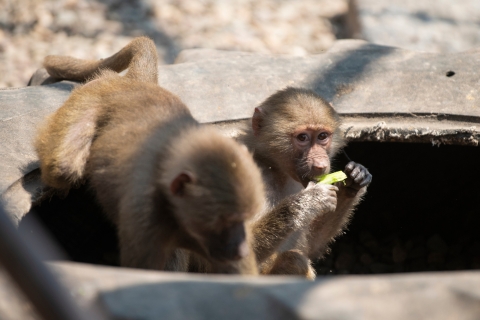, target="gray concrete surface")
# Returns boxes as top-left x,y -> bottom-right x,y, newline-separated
2,40 -> 480,223
2,262 -> 480,320
356,0 -> 480,53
